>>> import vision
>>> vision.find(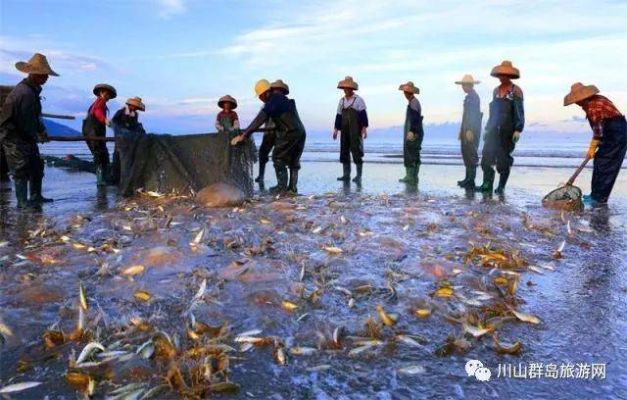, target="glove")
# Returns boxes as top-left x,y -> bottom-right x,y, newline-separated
587,139 -> 600,159
407,131 -> 416,142
512,131 -> 521,143
216,124 -> 224,131
464,130 -> 474,142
